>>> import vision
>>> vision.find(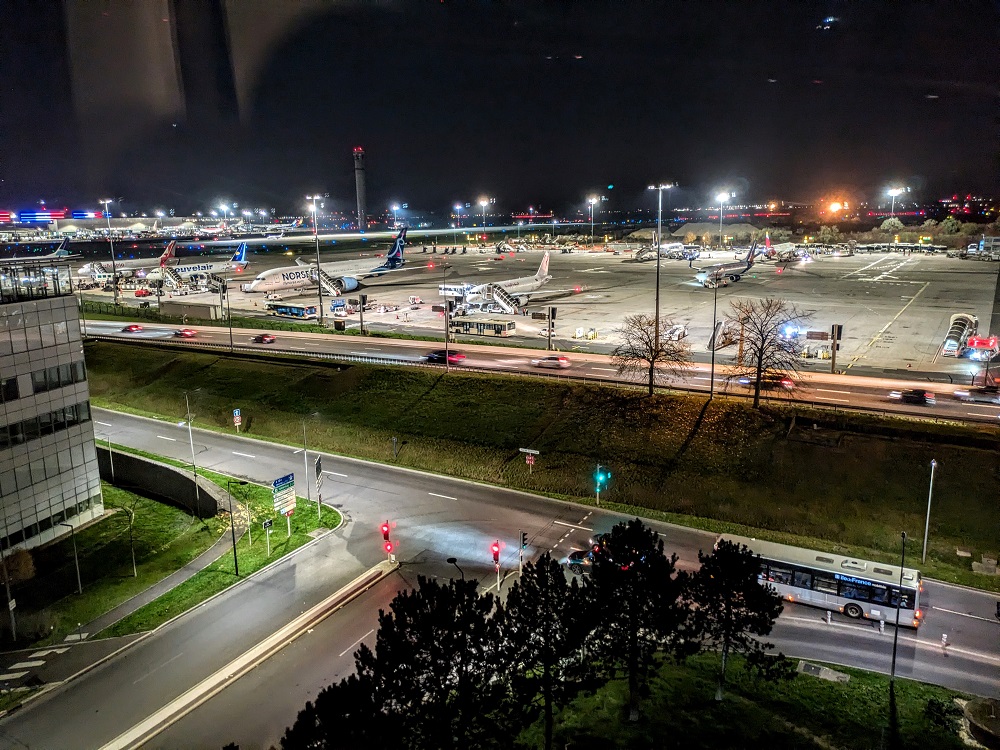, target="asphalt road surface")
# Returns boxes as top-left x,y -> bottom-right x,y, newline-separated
1,410 -> 997,748
86,320 -> 1000,426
